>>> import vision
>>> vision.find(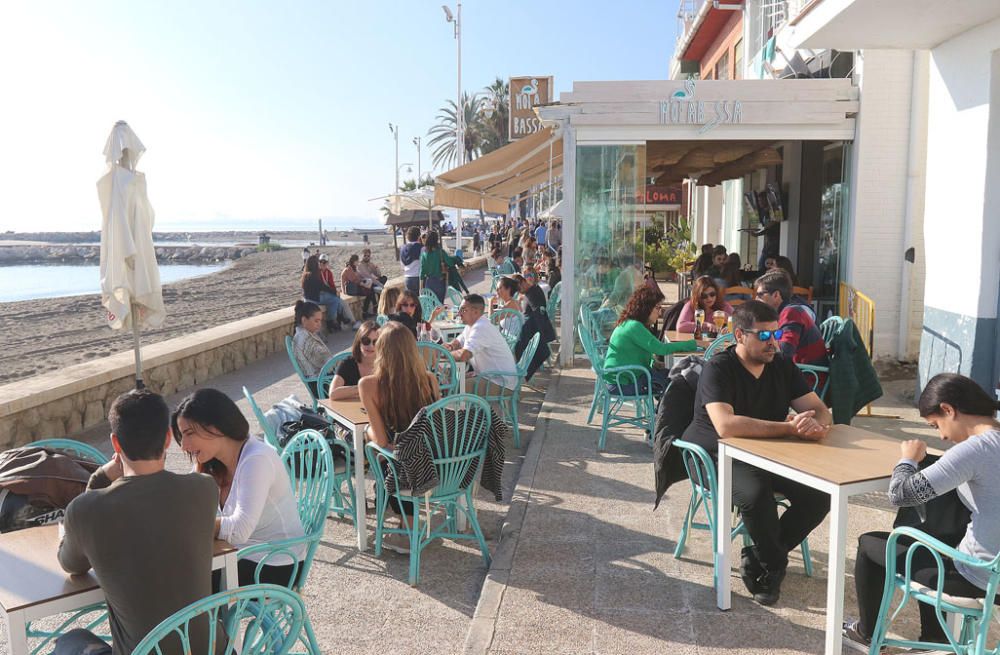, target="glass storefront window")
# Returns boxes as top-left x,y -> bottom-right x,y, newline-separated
574,144 -> 647,331
815,141 -> 851,318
